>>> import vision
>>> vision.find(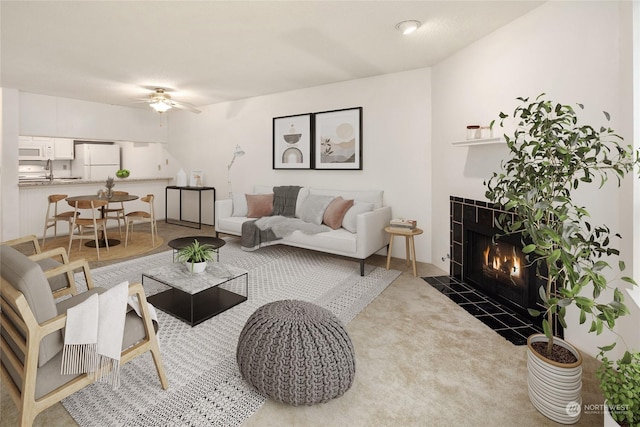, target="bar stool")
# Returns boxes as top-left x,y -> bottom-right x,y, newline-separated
42,194 -> 79,246
104,190 -> 129,237
67,199 -> 109,260
124,194 -> 157,247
